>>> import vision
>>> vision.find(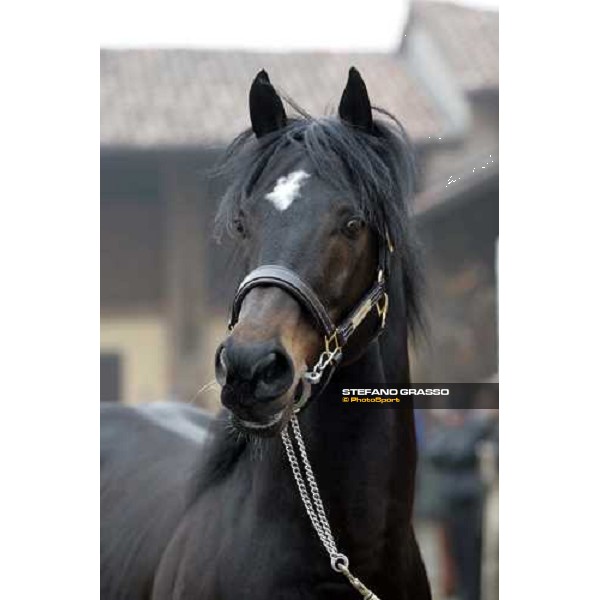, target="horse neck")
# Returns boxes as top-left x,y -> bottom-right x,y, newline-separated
285,315 -> 416,567
237,281 -> 416,571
